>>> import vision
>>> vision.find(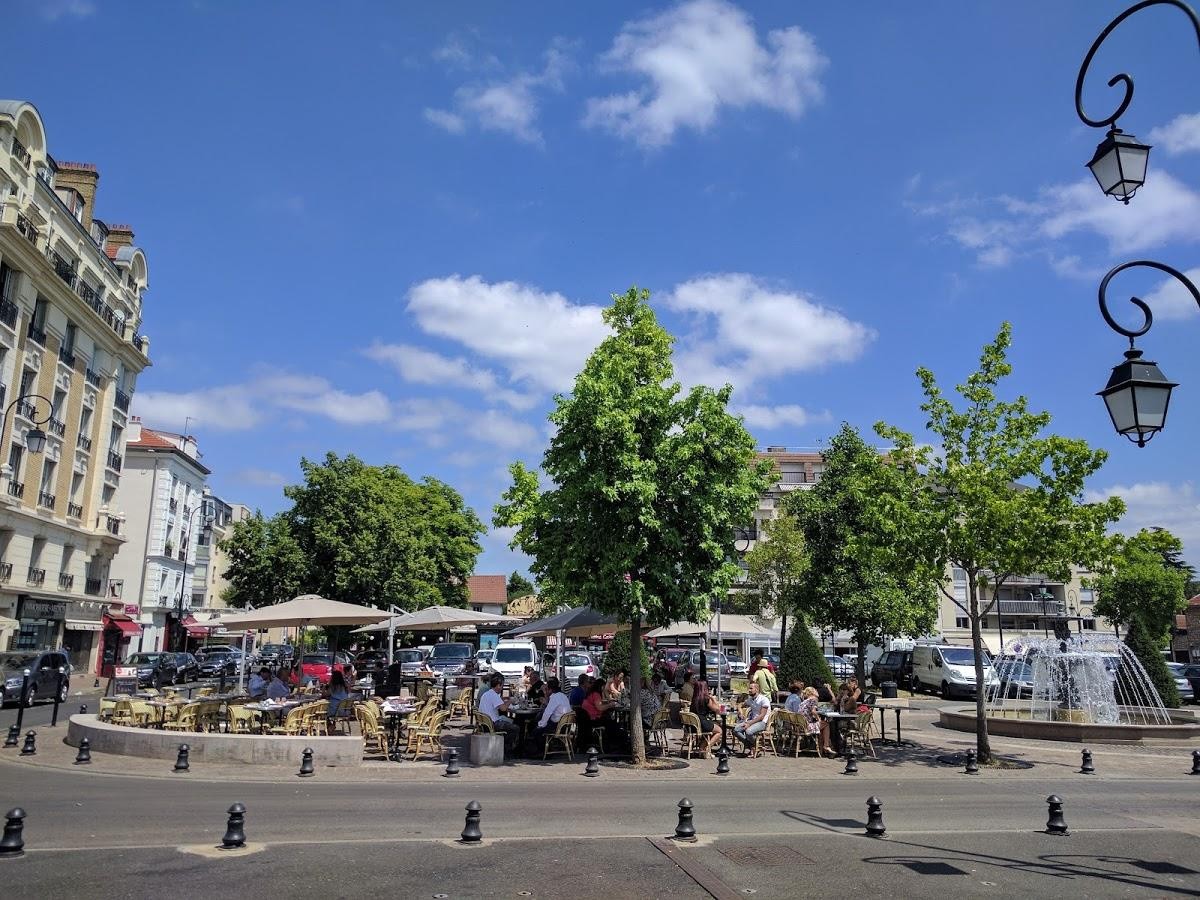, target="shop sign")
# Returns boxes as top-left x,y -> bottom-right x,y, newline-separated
124,604 -> 140,616
17,598 -> 67,621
